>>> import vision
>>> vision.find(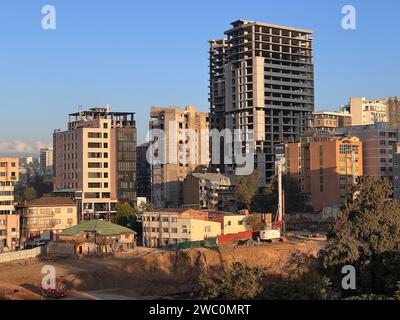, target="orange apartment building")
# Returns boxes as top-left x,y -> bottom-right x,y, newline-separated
311,111 -> 352,132
0,158 -> 20,251
286,131 -> 363,211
